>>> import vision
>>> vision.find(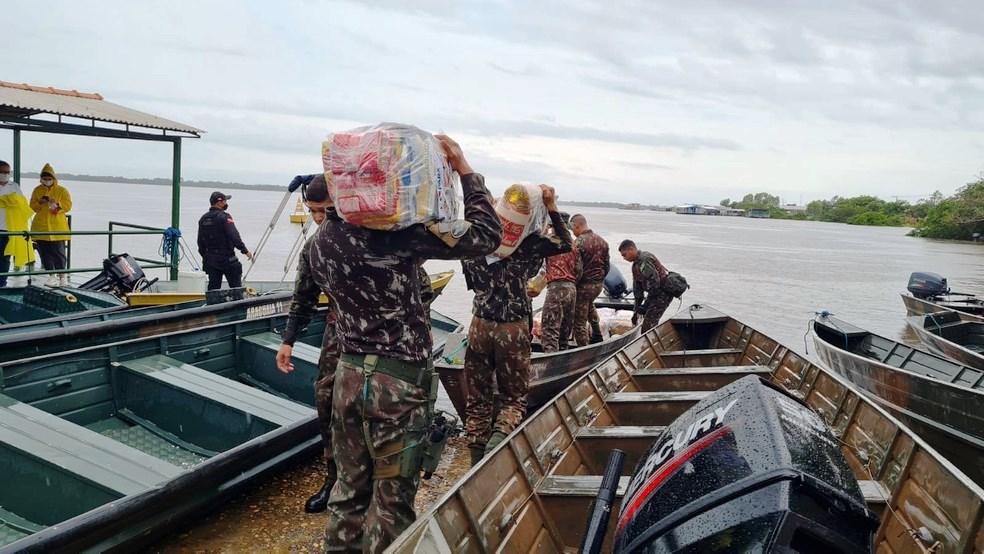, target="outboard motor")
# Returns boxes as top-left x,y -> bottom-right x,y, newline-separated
604,265 -> 628,298
79,253 -> 157,296
907,272 -> 949,299
614,376 -> 877,553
